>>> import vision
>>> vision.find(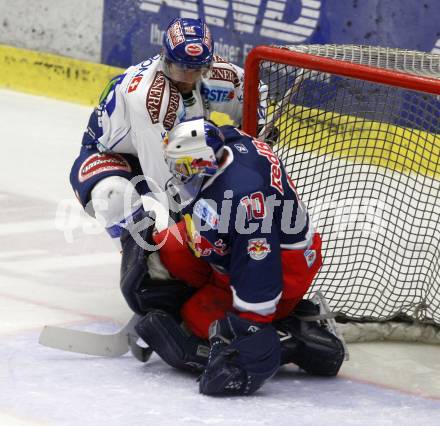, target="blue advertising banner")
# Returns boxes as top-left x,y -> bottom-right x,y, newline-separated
102,0 -> 440,68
